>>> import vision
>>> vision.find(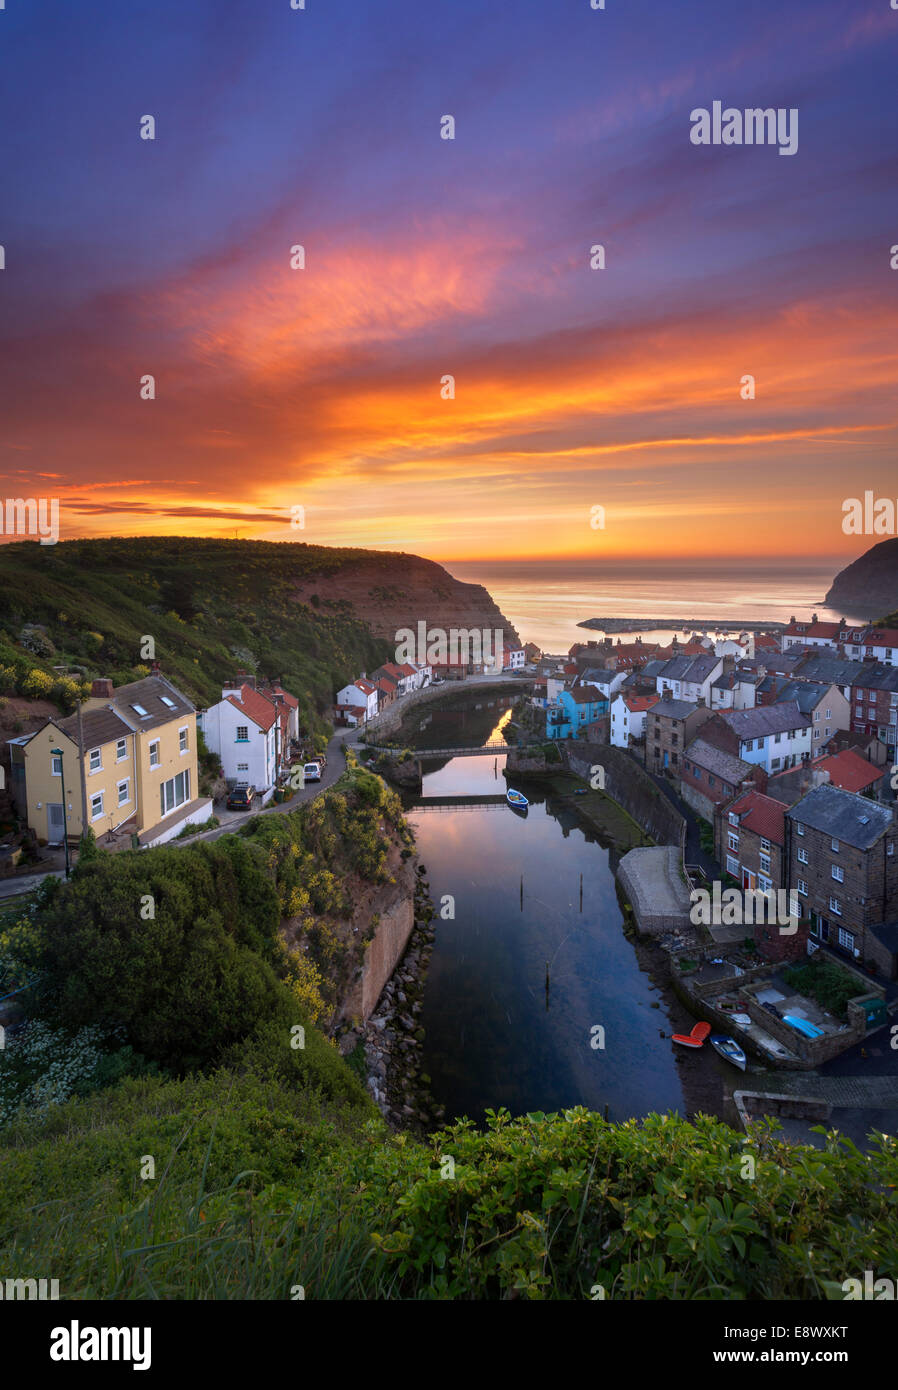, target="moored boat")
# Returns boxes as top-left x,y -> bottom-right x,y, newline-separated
709,1034 -> 747,1070
671,1021 -> 711,1048
506,788 -> 529,809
